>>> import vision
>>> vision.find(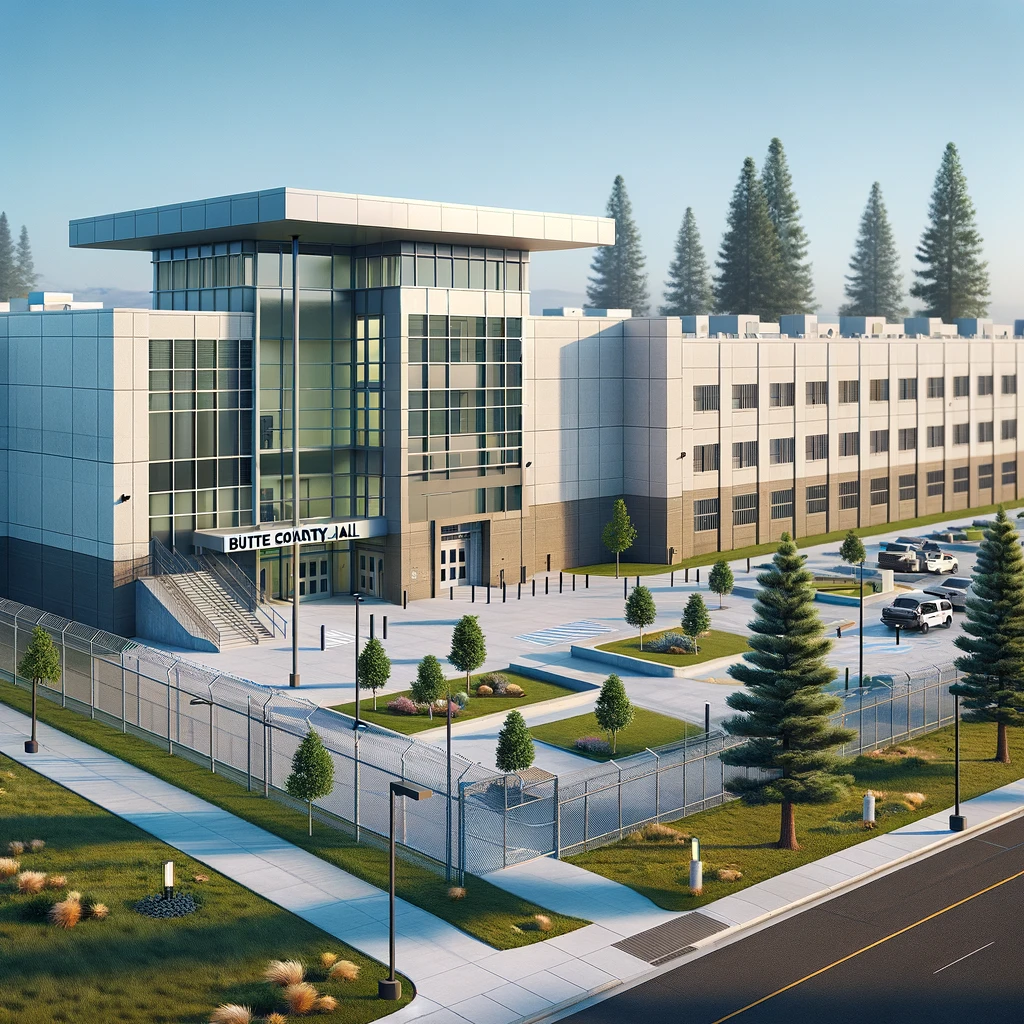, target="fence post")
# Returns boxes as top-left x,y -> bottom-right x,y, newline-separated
246,695 -> 252,792
166,684 -> 172,754
60,624 -> 68,707
89,639 -> 96,719
859,686 -> 865,754
647,749 -> 660,821
553,776 -> 560,858
502,776 -> 508,869
617,764 -> 623,837
459,782 -> 467,885
11,612 -> 17,689
121,658 -> 126,733
584,778 -> 590,846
